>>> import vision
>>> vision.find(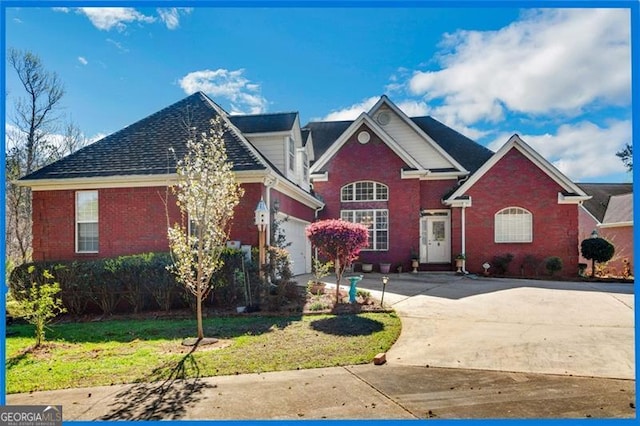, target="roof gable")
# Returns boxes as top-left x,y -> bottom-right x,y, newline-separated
445,134 -> 589,205
309,112 -> 424,172
366,96 -> 468,173
20,92 -> 268,182
602,193 -> 633,224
